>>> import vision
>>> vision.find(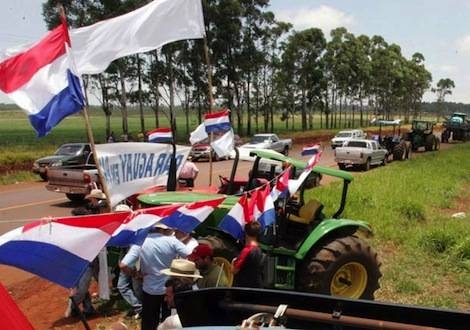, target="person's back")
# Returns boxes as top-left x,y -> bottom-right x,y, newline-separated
232,242 -> 264,288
